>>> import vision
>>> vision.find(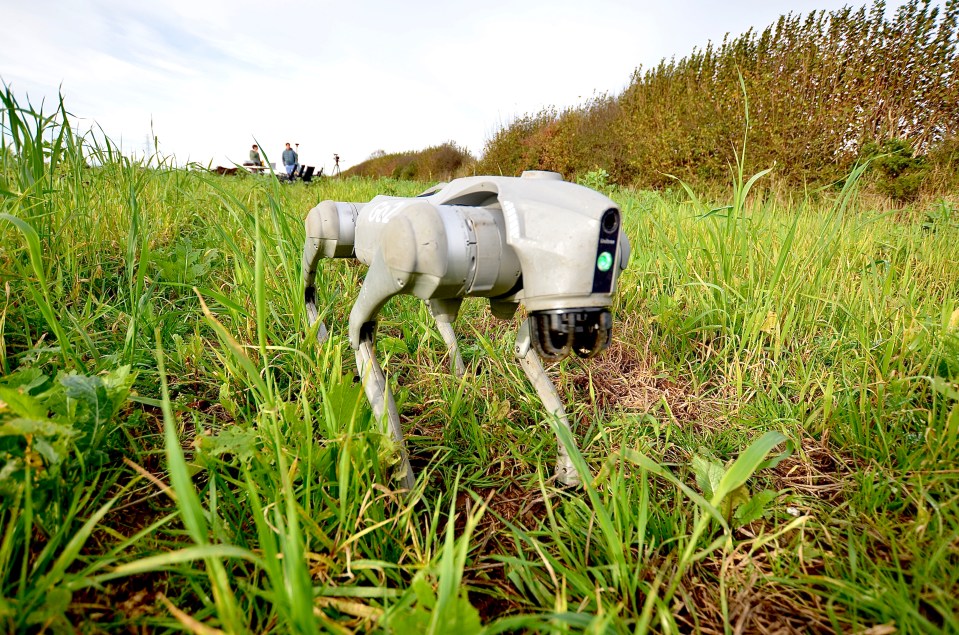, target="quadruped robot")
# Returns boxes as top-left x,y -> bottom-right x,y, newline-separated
302,171 -> 630,489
